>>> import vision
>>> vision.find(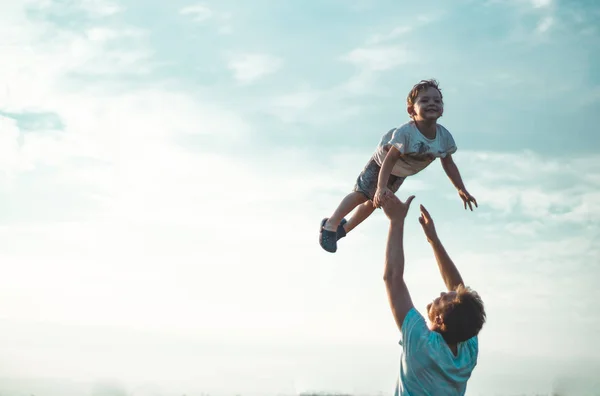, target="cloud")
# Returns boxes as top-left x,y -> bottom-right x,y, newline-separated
78,0 -> 122,16
264,14 -> 443,124
0,116 -> 31,178
436,151 -> 600,227
0,0 -> 253,208
262,45 -> 414,123
342,45 -> 413,72
180,3 -> 213,21
0,22 -> 159,117
84,26 -> 145,42
531,0 -> 551,8
366,26 -> 412,45
486,0 -> 552,9
28,0 -> 122,17
180,3 -> 232,34
225,53 -> 283,84
535,15 -> 554,33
